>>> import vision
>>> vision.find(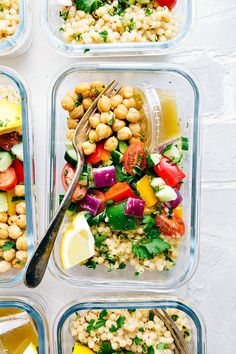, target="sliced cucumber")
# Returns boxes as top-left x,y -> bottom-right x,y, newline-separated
111,150 -> 123,164
155,185 -> 177,202
11,142 -> 23,161
0,152 -> 13,172
163,144 -> 182,164
0,192 -> 8,212
151,177 -> 165,190
146,153 -> 162,167
64,149 -> 77,168
118,140 -> 128,154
